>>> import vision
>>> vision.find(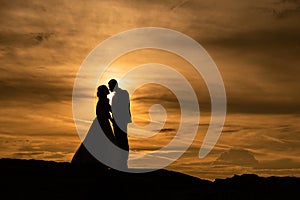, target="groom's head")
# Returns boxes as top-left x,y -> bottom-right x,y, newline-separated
108,79 -> 118,92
